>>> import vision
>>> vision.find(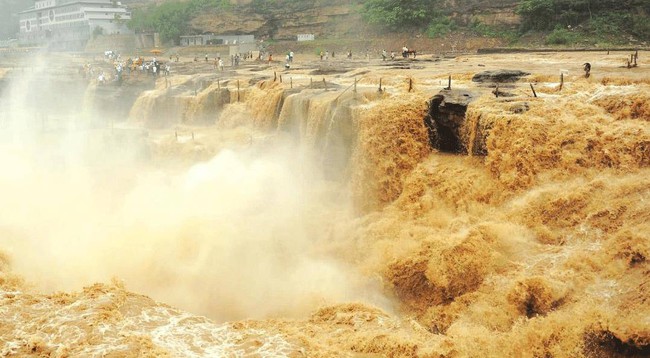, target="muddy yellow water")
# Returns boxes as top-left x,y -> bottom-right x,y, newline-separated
0,50 -> 648,357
